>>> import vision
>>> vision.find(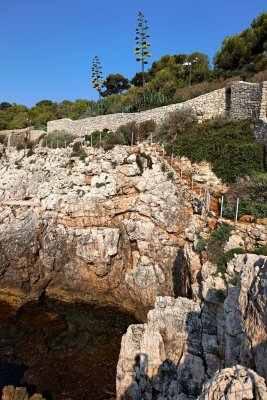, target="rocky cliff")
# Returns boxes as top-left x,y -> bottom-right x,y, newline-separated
116,254 -> 267,399
0,143 -> 223,319
0,143 -> 266,399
